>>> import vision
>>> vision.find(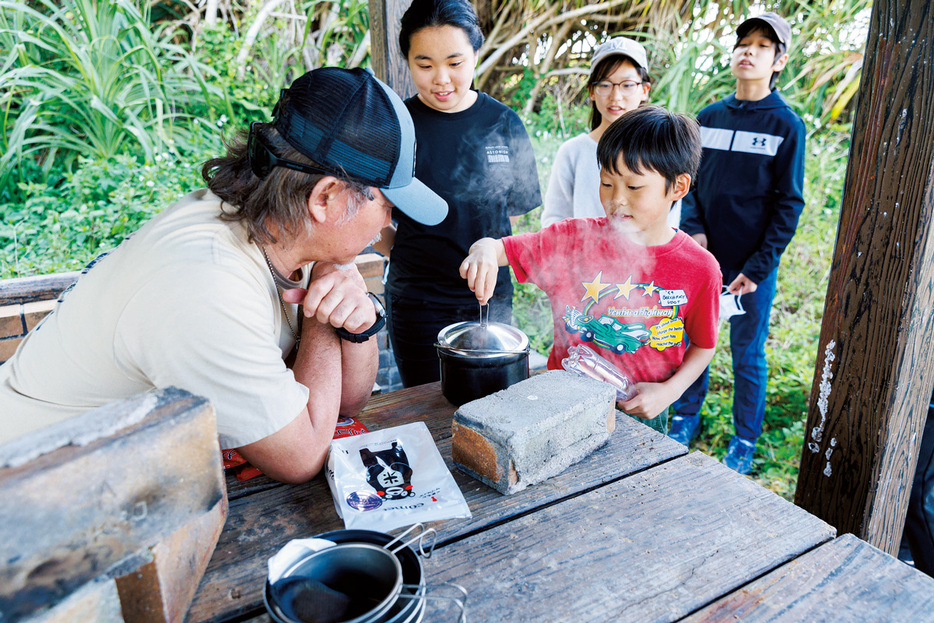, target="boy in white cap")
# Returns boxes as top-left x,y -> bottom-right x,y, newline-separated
670,12 -> 806,475
0,67 -> 447,483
